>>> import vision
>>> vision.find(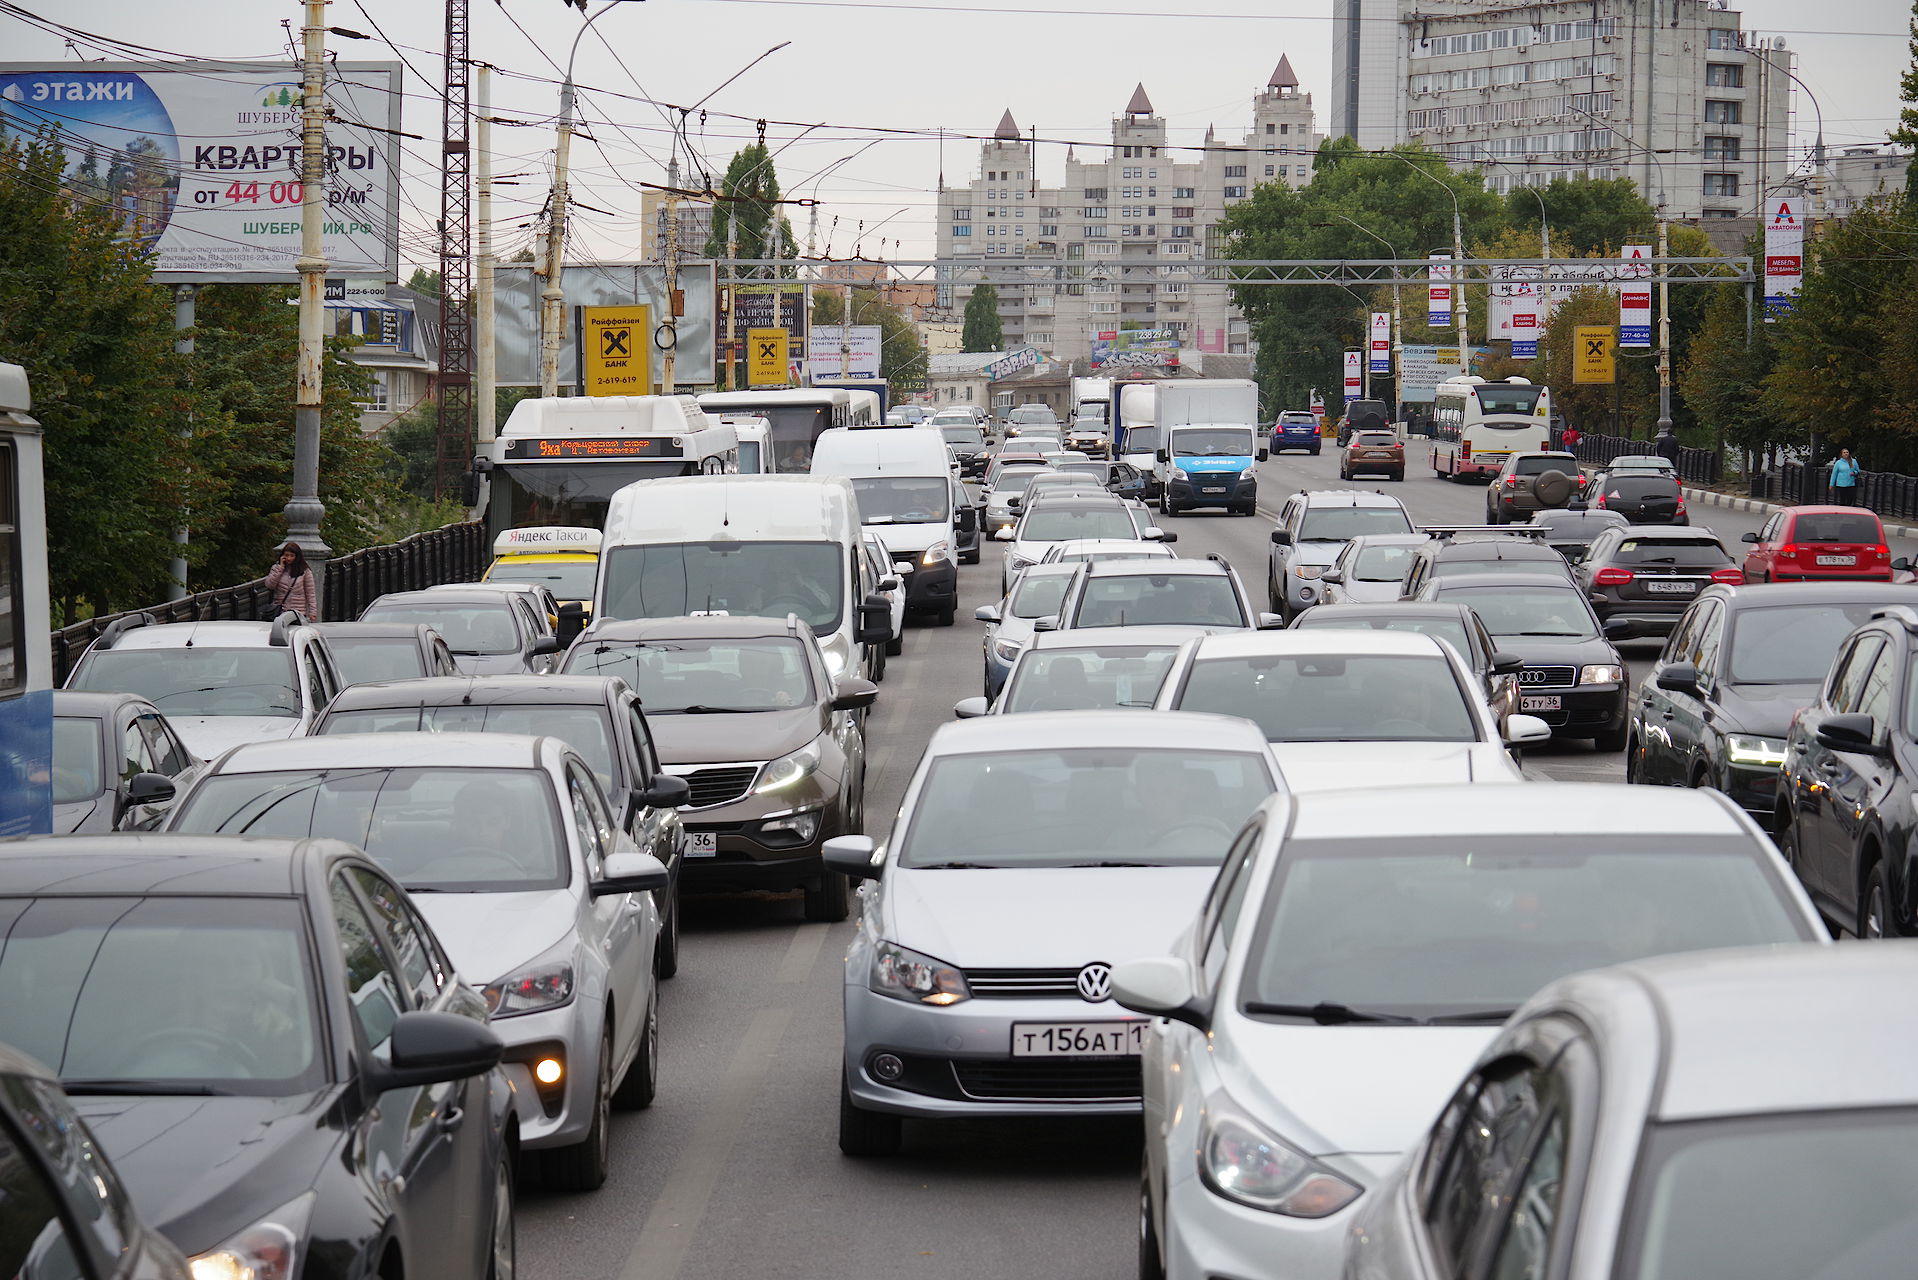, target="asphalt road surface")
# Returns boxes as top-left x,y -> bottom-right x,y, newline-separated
517,439 -> 1902,1278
